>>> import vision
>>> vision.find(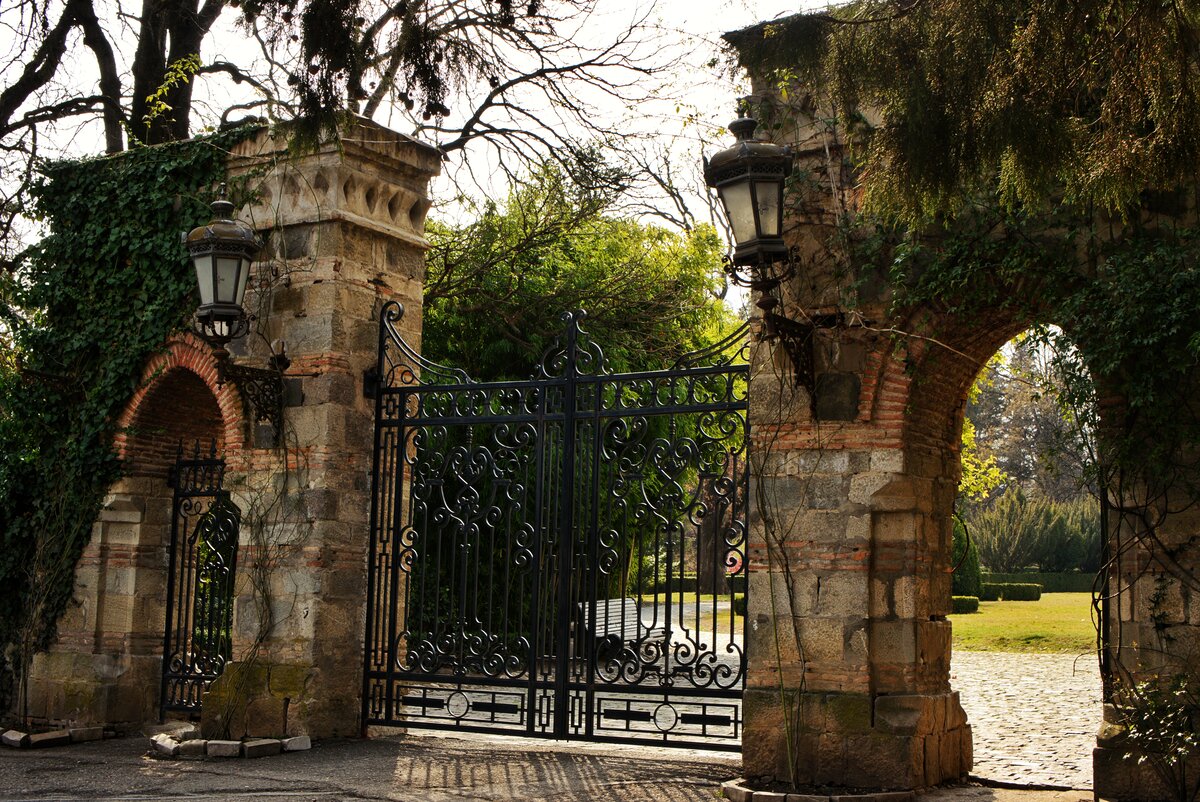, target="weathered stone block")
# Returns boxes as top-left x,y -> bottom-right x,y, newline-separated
823,693 -> 873,734
816,573 -> 869,617
69,727 -> 104,743
207,740 -> 242,758
869,449 -> 905,474
722,780 -> 752,802
281,735 -> 311,751
242,738 -> 283,758
2,730 -> 30,748
874,694 -> 935,735
177,738 -> 207,758
28,730 -> 71,748
841,733 -> 924,789
799,618 -> 846,663
151,734 -> 179,757
849,473 -> 891,505
873,513 -> 918,544
870,620 -> 916,664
